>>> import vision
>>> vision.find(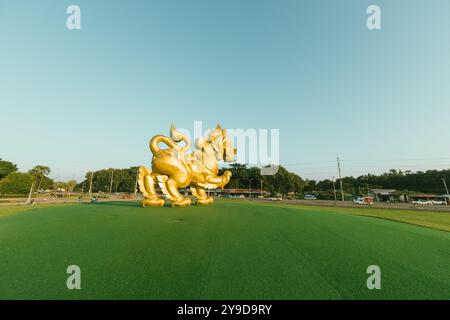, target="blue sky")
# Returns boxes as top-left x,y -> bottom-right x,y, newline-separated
1,0 -> 450,181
